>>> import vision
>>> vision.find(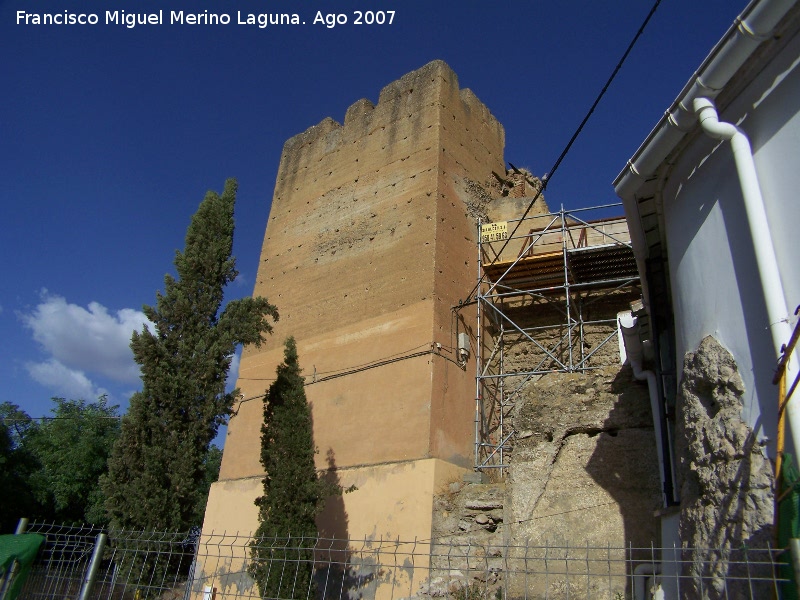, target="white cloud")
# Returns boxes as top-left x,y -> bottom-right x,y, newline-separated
20,291 -> 242,402
21,291 -> 153,385
25,358 -> 109,400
